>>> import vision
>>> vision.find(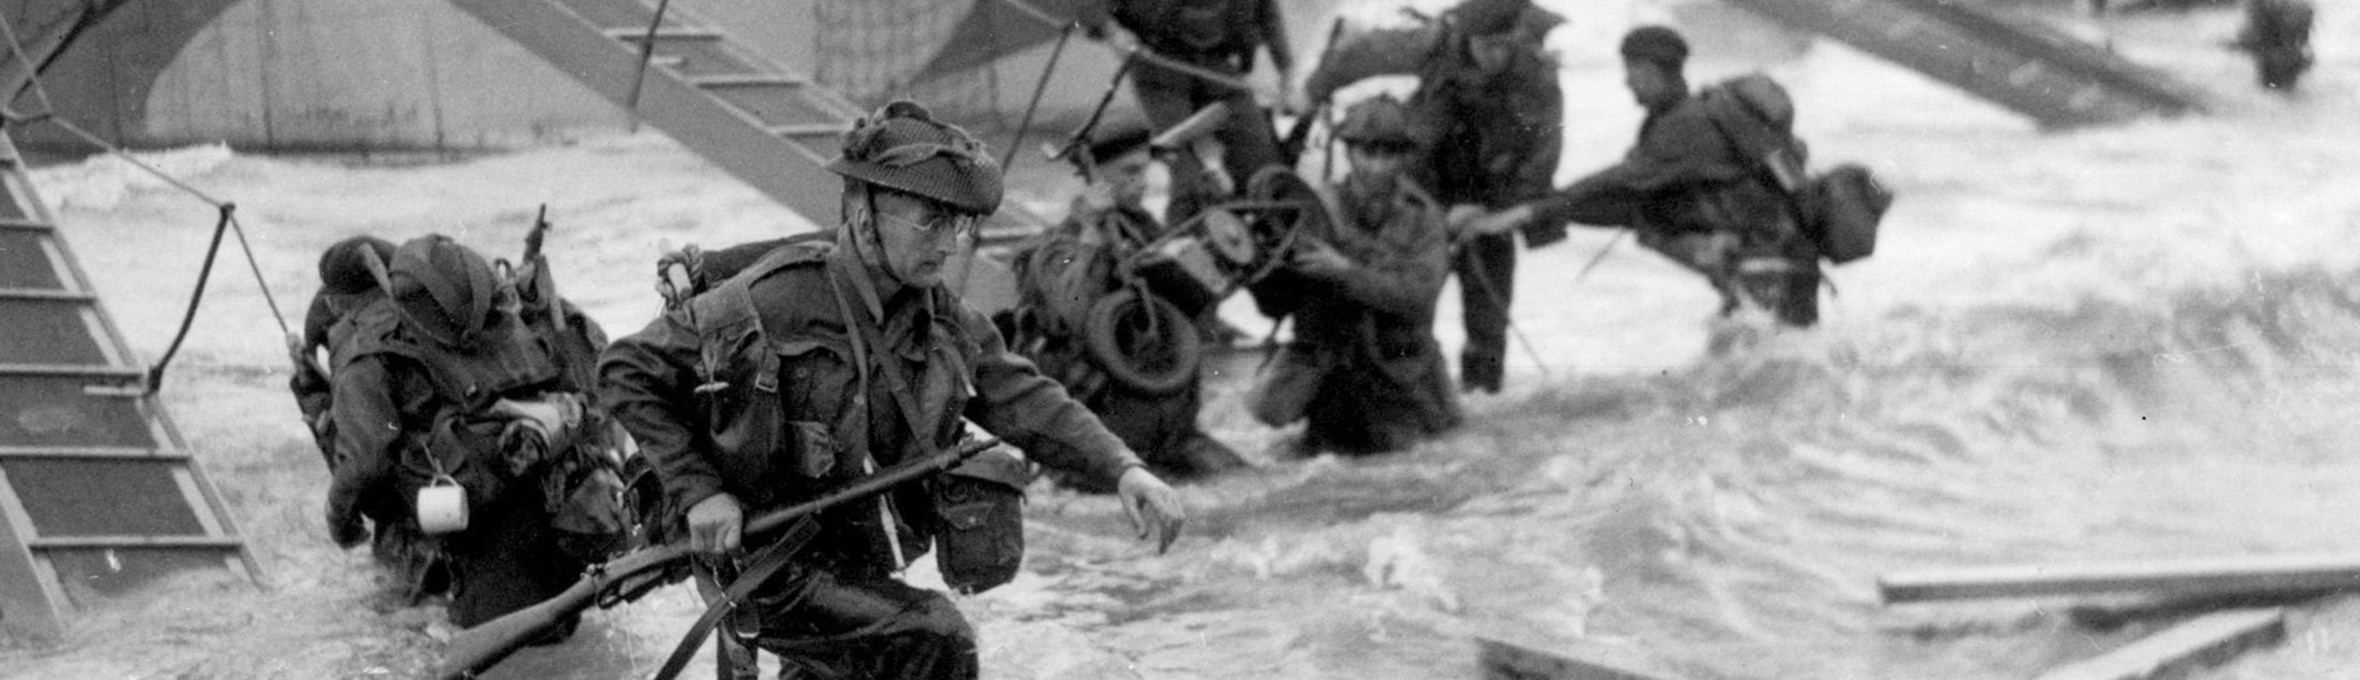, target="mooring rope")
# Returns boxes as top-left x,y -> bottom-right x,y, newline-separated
0,11 -> 292,394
